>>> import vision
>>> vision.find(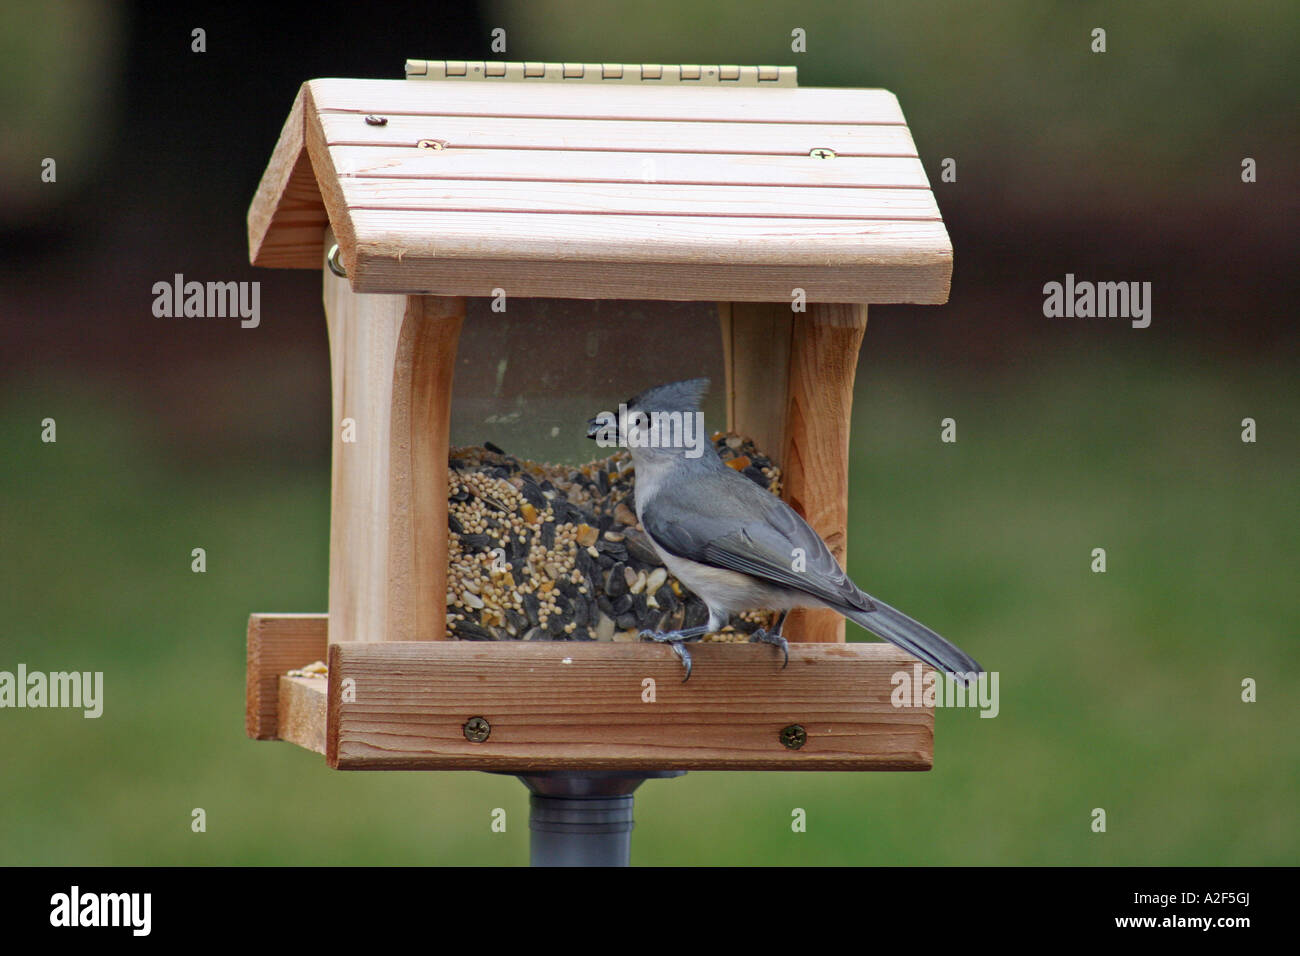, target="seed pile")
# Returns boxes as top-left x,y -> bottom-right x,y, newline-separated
445,434 -> 781,642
